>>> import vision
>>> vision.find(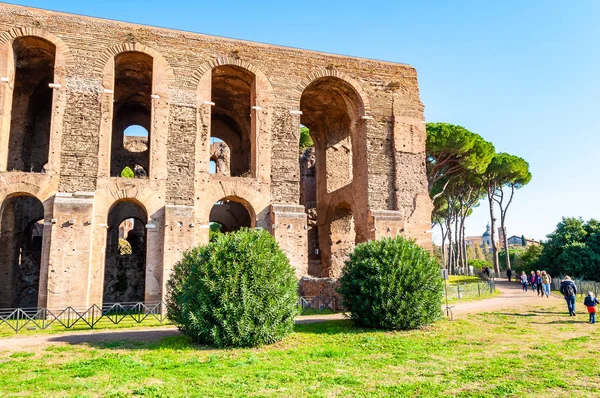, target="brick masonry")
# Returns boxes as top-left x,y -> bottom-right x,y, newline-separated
0,3 -> 432,309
